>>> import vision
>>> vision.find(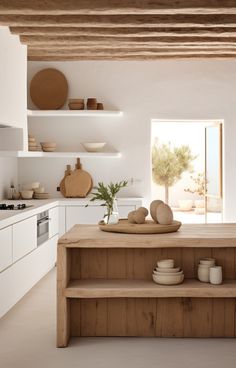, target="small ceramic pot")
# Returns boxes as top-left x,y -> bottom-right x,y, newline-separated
210,266 -> 222,285
198,265 -> 210,282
